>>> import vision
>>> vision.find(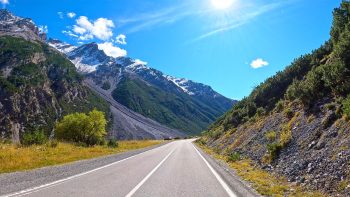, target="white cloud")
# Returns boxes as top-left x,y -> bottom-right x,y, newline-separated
135,59 -> 148,65
73,25 -> 86,34
116,34 -> 127,45
98,42 -> 127,58
72,16 -> 114,41
0,0 -> 9,4
38,25 -> 48,33
67,12 -> 76,18
57,12 -> 64,19
250,58 -> 269,69
62,30 -> 78,38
